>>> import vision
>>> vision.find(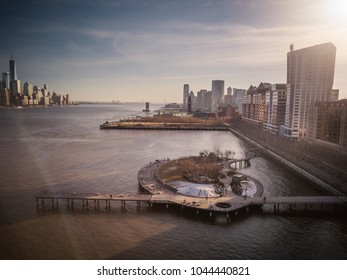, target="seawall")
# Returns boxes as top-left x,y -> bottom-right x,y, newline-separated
229,128 -> 345,196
